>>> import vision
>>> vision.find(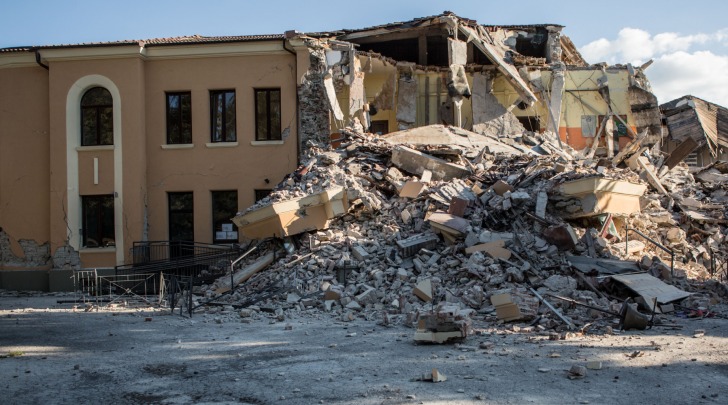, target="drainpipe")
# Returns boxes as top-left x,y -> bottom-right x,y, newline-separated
34,48 -> 49,70
282,38 -> 301,165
